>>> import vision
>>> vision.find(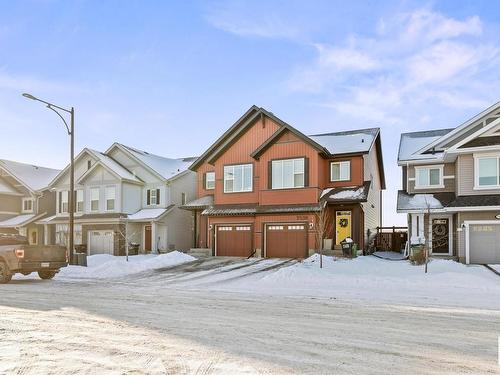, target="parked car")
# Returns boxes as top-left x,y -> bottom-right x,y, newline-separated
0,234 -> 68,283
